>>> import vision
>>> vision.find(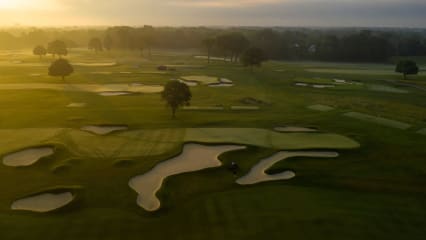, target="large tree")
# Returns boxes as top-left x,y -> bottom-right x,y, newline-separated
47,40 -> 68,58
33,45 -> 47,59
161,81 -> 192,118
395,60 -> 419,80
202,37 -> 216,64
241,47 -> 266,71
88,37 -> 103,53
48,59 -> 74,80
